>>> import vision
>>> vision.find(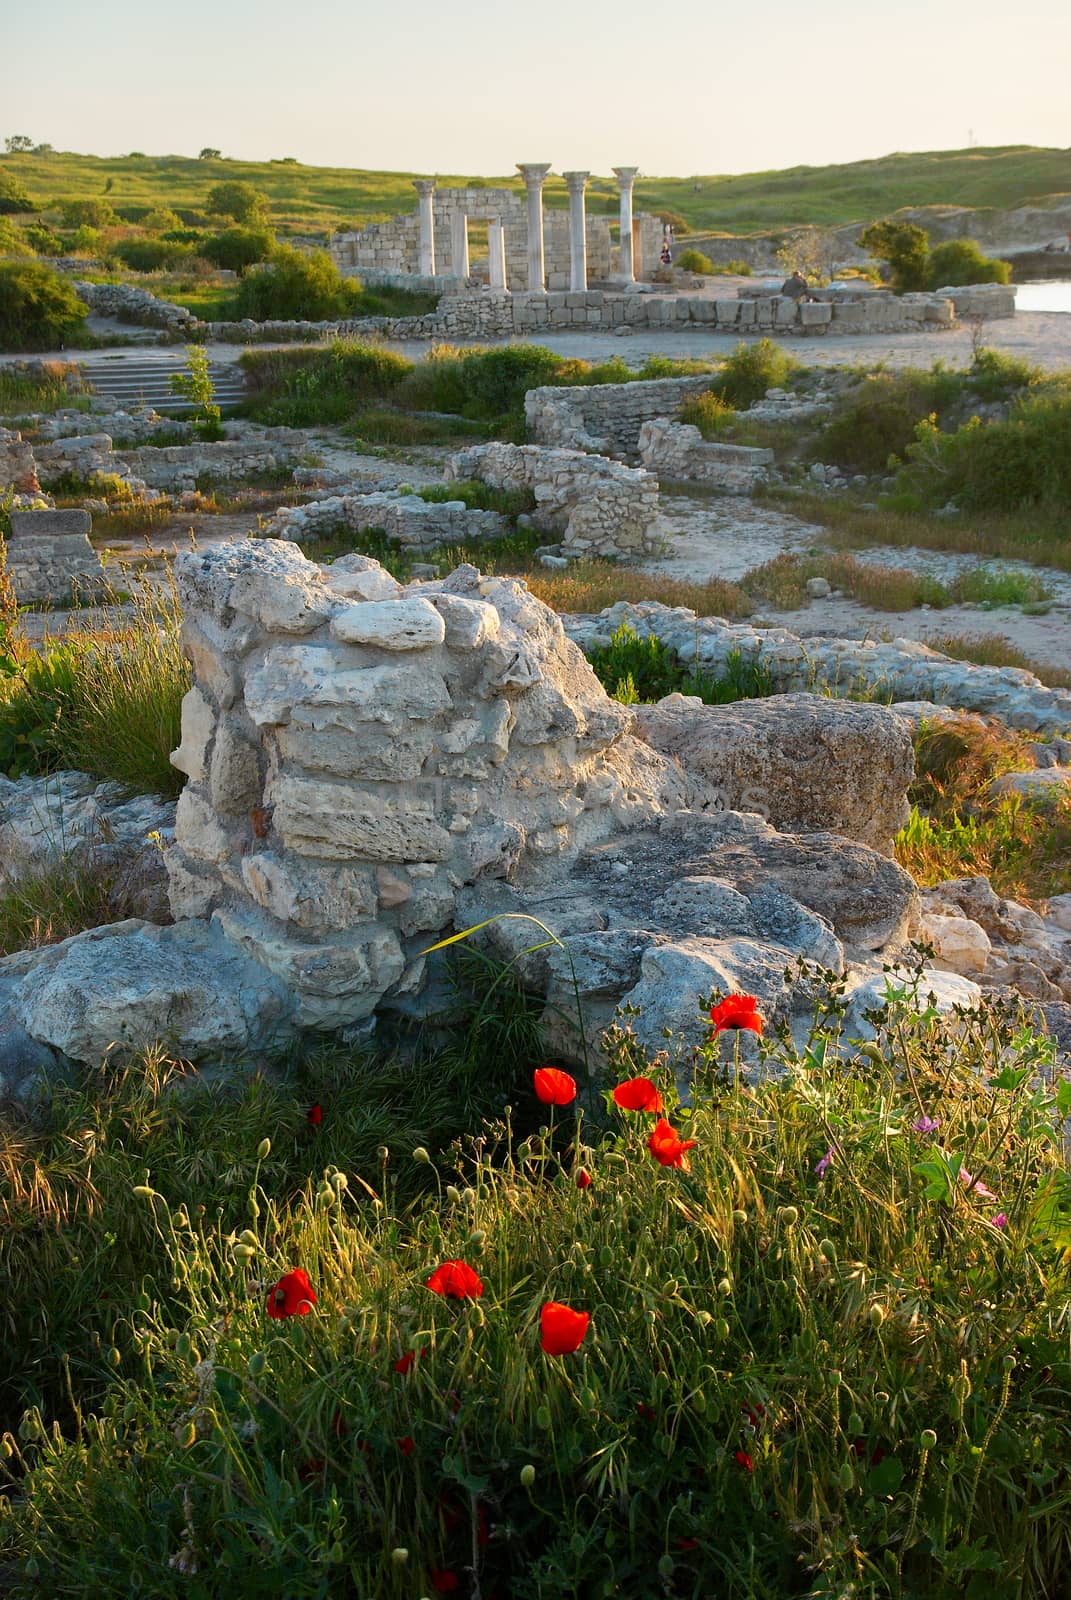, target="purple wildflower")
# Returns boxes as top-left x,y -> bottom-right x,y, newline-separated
990,1212 -> 1008,1230
911,1116 -> 940,1136
814,1148 -> 834,1179
958,1167 -> 997,1200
